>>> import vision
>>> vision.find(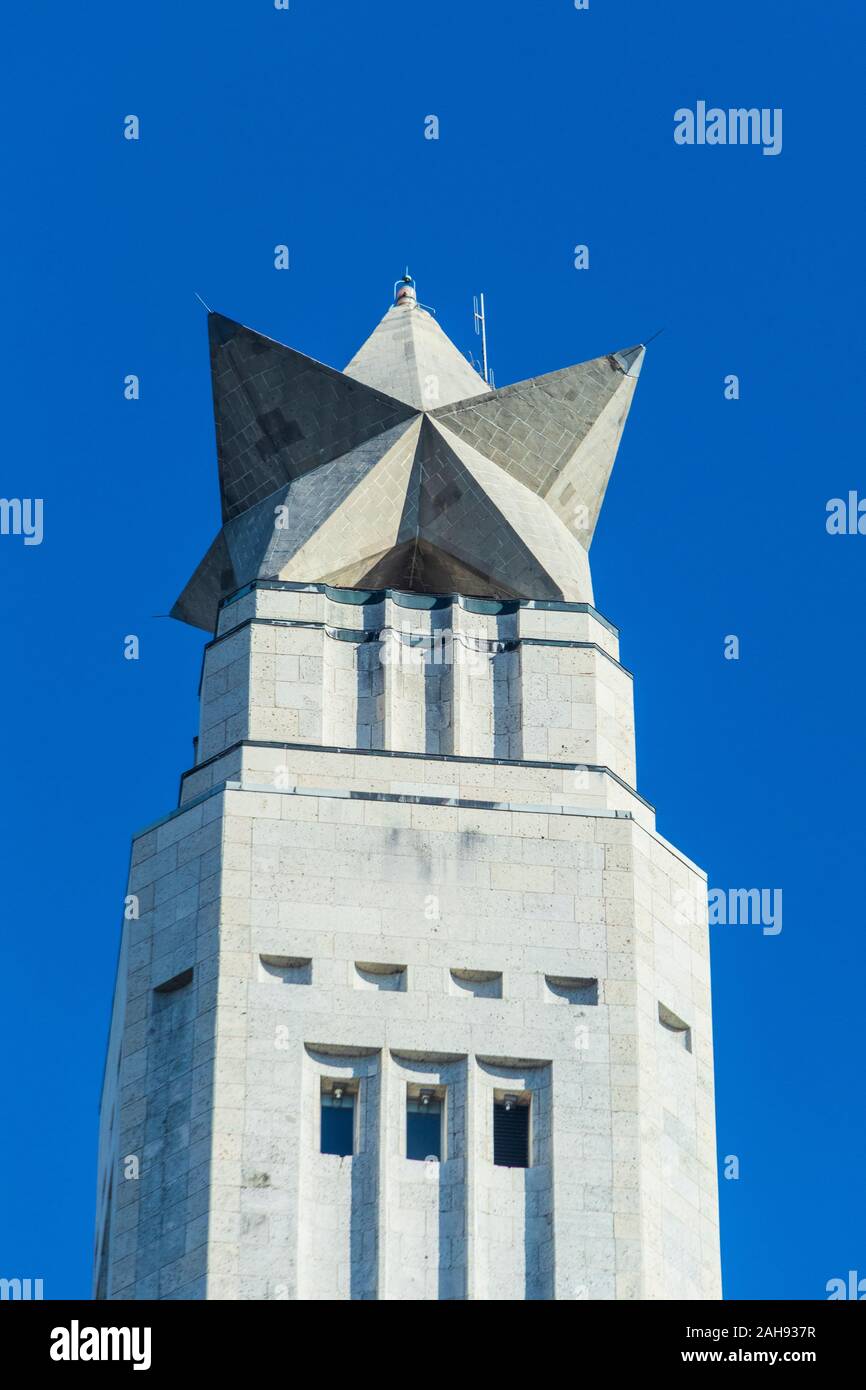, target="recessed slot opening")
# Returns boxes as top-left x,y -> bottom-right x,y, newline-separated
354,962 -> 407,991
259,954 -> 312,984
658,1002 -> 692,1053
544,975 -> 598,1005
449,968 -> 502,999
153,967 -> 193,994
